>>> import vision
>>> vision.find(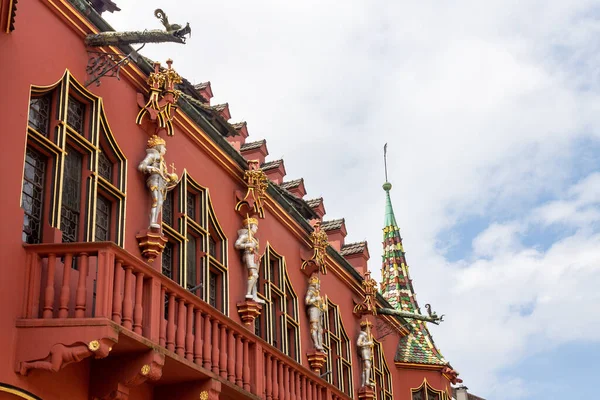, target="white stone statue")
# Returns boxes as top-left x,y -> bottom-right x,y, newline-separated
357,319 -> 375,388
305,273 -> 327,352
137,135 -> 178,229
234,217 -> 264,303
